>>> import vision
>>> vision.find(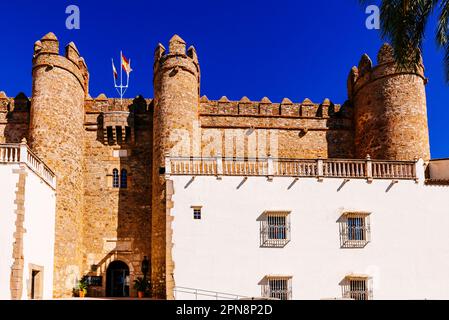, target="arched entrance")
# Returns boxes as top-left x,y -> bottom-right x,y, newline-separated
106,261 -> 130,297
